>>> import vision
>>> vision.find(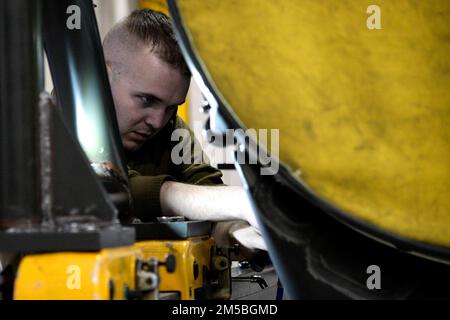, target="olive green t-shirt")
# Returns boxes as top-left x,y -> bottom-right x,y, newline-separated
126,115 -> 223,221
